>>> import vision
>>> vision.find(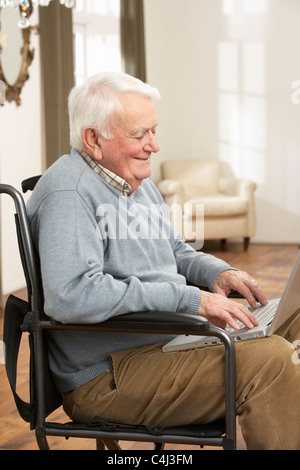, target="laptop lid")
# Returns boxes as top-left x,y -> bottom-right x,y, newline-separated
267,250 -> 300,335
